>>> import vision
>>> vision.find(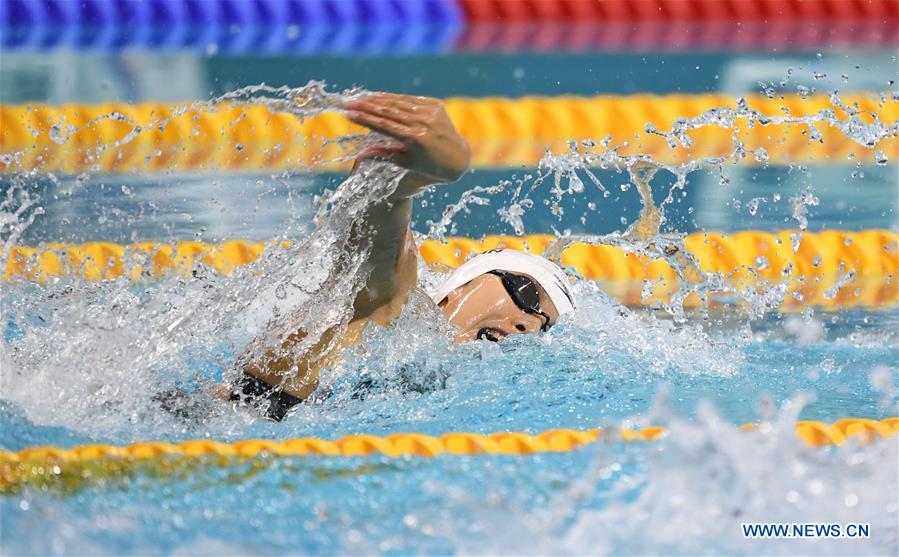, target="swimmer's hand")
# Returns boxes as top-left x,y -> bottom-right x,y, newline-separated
344,93 -> 470,185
